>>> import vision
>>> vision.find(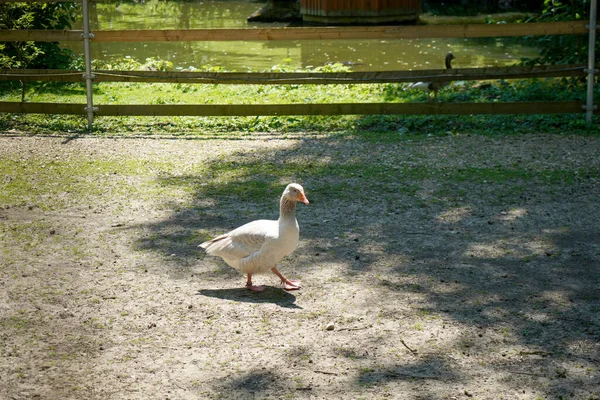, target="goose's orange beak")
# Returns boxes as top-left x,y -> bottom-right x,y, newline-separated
298,191 -> 309,205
